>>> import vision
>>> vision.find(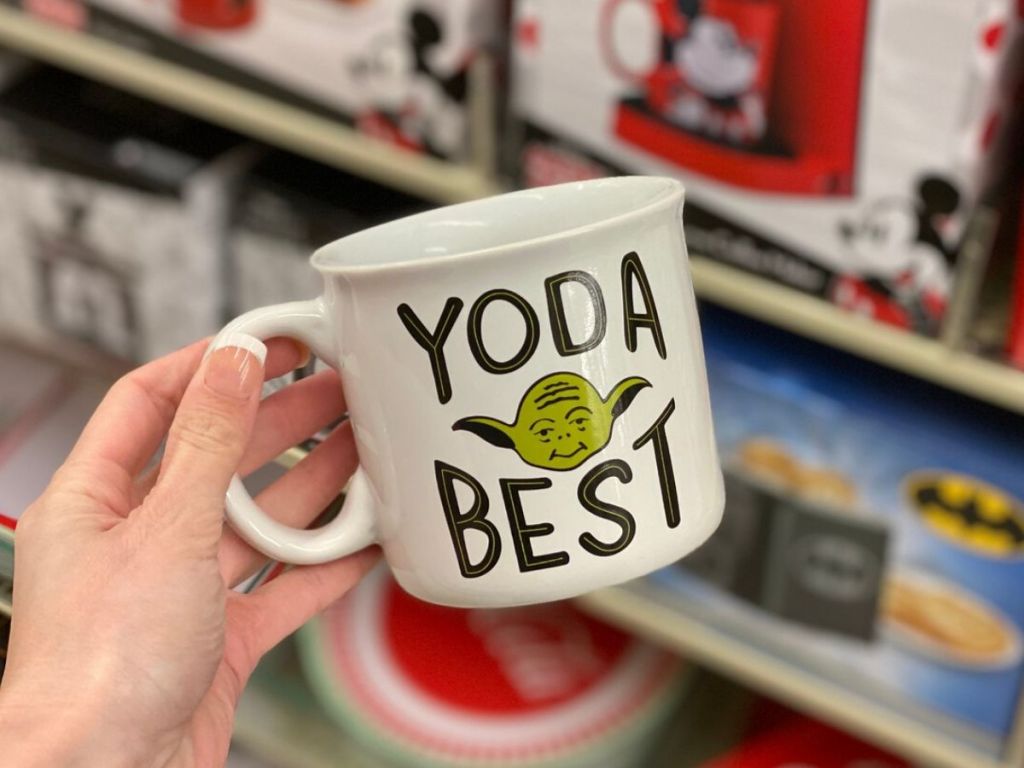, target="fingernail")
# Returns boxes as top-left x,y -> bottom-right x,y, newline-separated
206,333 -> 267,399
